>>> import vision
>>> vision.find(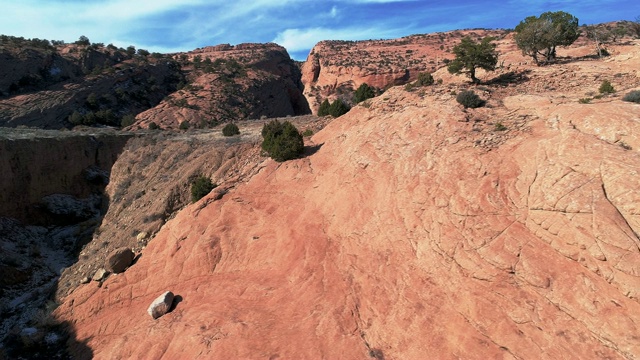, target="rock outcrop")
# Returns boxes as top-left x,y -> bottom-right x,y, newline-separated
0,37 -> 183,129
53,37 -> 640,359
300,29 -> 507,113
131,43 -> 310,129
